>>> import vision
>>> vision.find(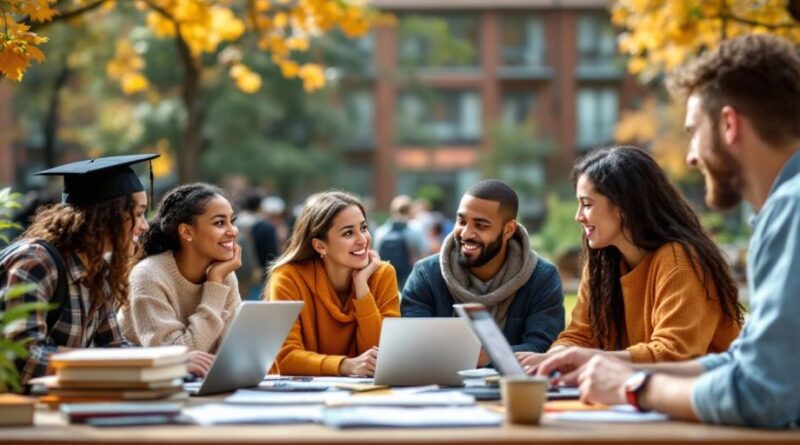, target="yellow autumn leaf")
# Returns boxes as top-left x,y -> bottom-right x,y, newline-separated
299,63 -> 325,92
279,60 -> 299,78
121,72 -> 149,94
